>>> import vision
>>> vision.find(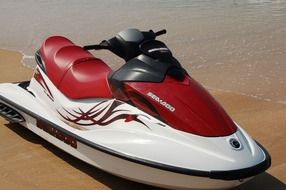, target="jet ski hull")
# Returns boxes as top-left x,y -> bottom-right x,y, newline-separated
0,29 -> 271,189
0,82 -> 270,190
